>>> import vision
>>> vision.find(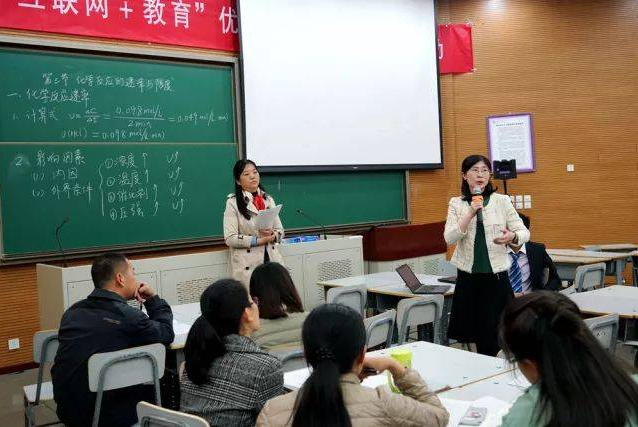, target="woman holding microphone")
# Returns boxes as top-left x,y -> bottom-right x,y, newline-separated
444,154 -> 529,355
223,159 -> 284,286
